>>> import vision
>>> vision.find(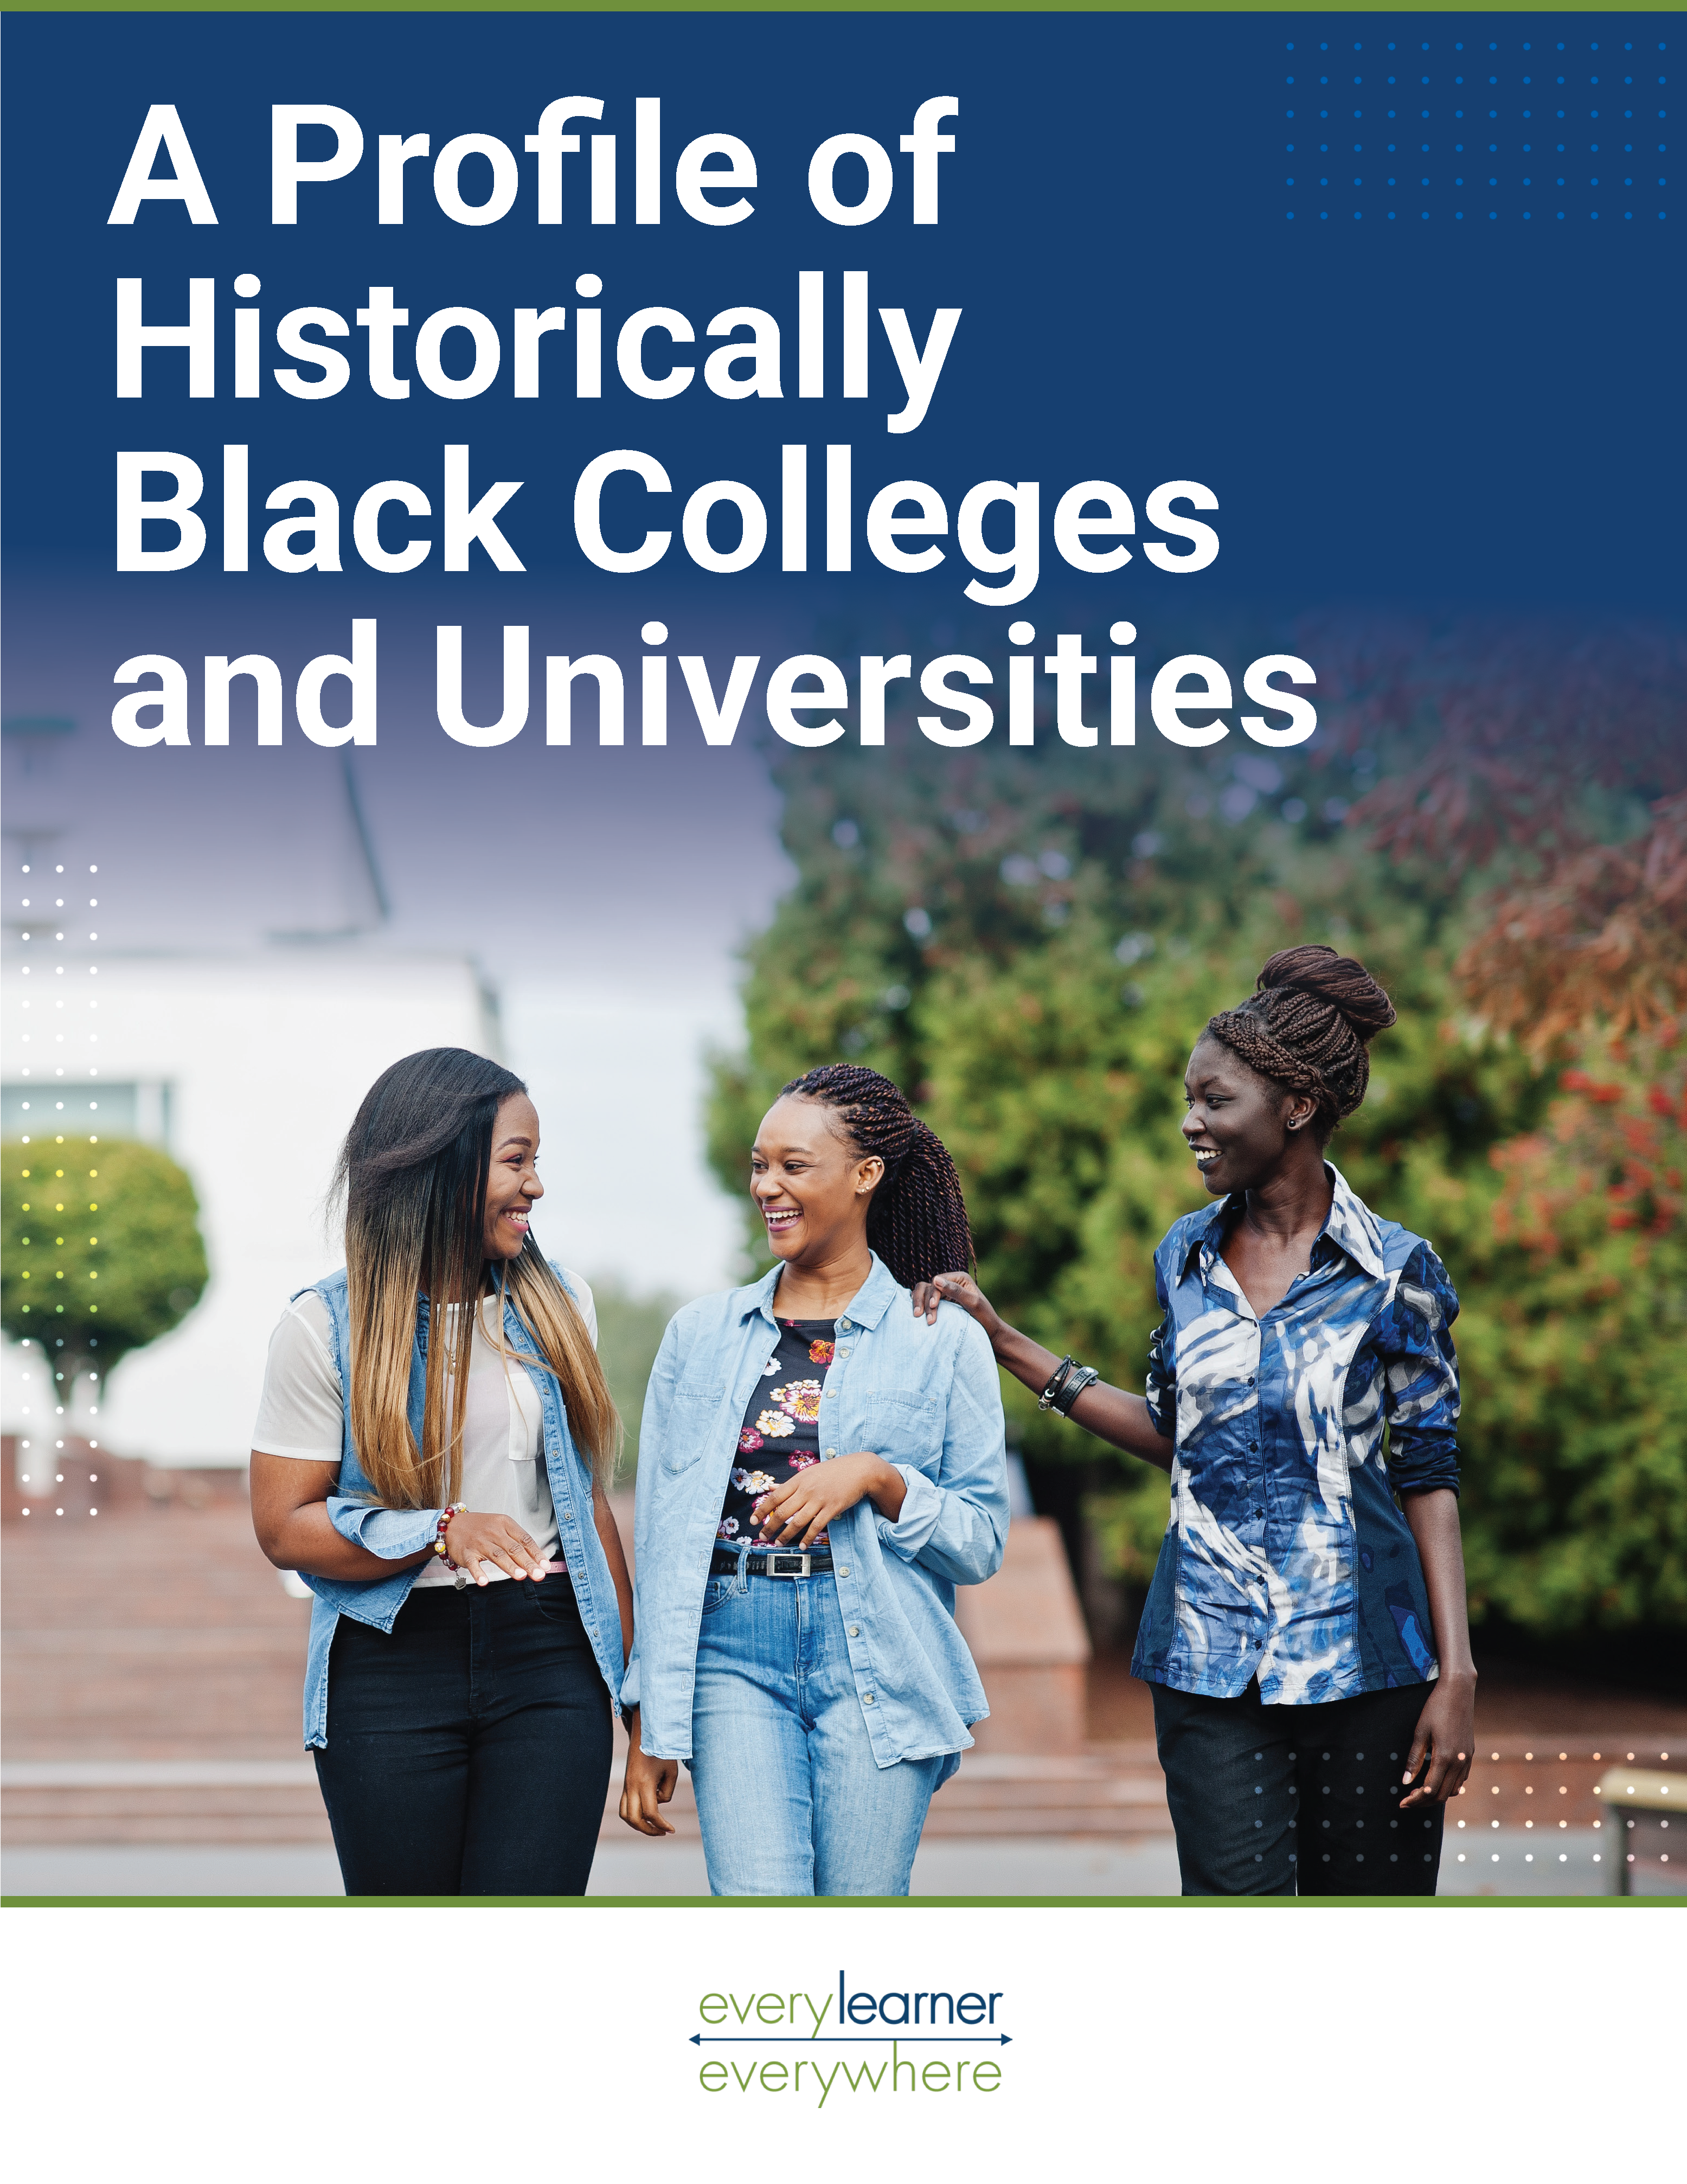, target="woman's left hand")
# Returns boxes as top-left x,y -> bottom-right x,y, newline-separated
753,1453 -> 906,1547
619,1712 -> 679,1837
1400,1672 -> 1477,1807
